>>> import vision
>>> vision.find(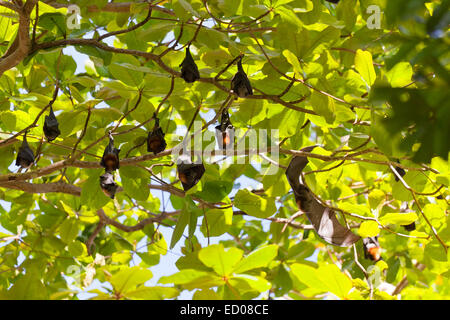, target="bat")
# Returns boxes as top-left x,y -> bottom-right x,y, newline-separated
325,0 -> 340,3
177,158 -> 205,191
180,46 -> 200,83
15,132 -> 35,168
231,55 -> 253,98
215,111 -> 234,149
393,166 -> 406,182
285,145 -> 361,247
147,117 -> 167,155
363,236 -> 382,261
403,222 -> 416,231
100,135 -> 120,172
100,172 -> 118,199
43,105 -> 61,142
